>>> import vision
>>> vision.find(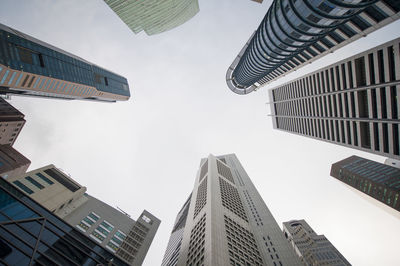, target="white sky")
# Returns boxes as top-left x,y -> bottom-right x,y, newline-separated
1,1 -> 400,265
